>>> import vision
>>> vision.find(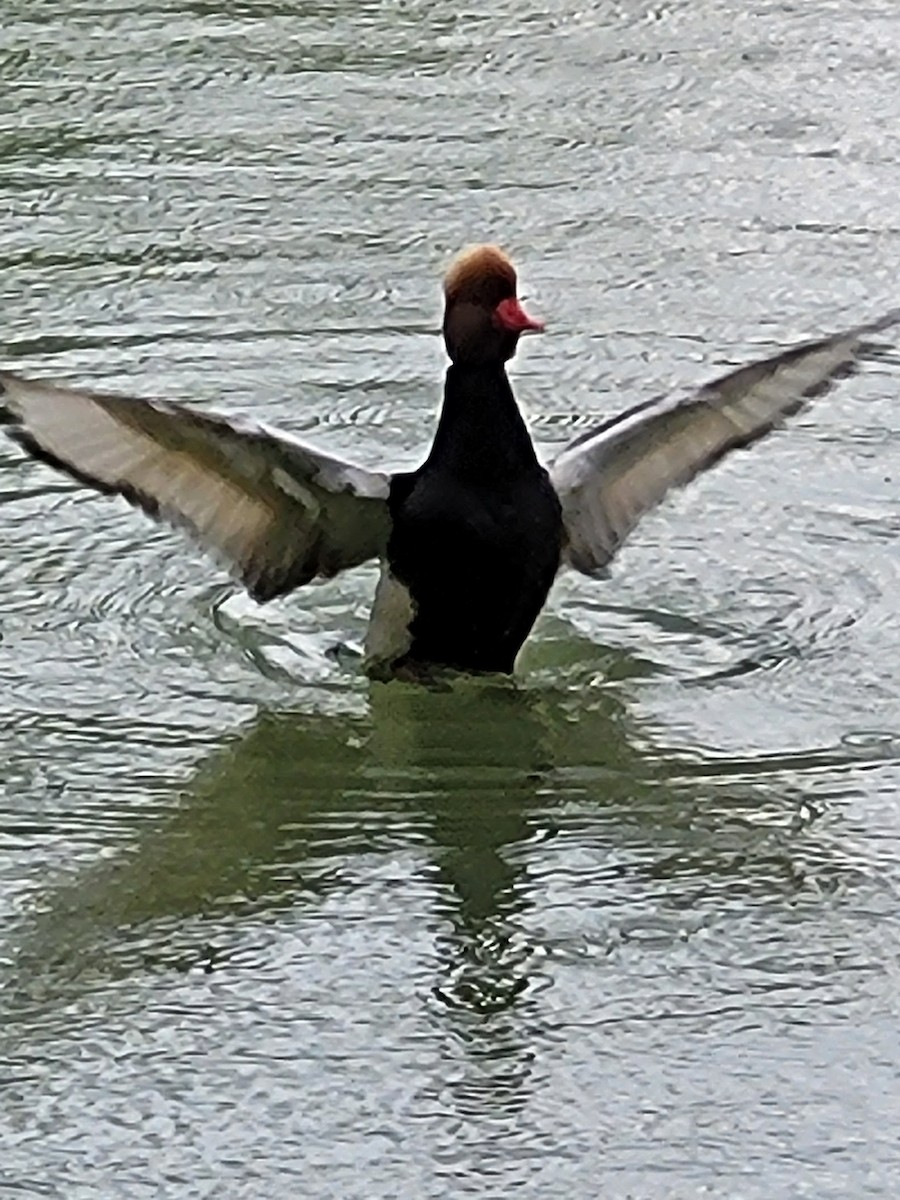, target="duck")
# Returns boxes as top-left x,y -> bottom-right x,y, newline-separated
0,245 -> 896,680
